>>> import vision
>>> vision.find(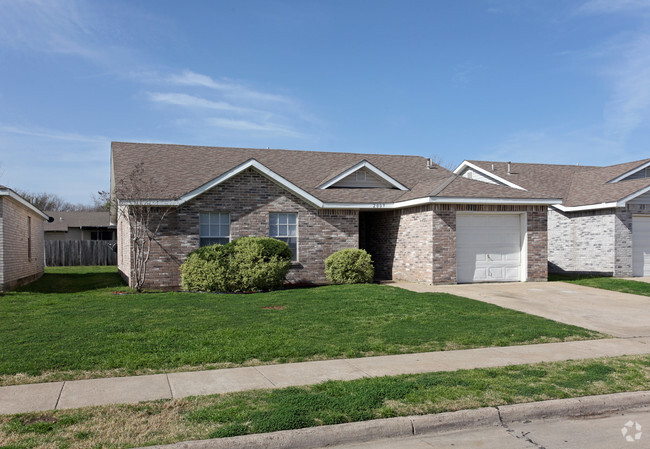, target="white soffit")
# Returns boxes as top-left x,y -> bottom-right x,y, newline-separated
317,160 -> 409,191
453,161 -> 527,191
